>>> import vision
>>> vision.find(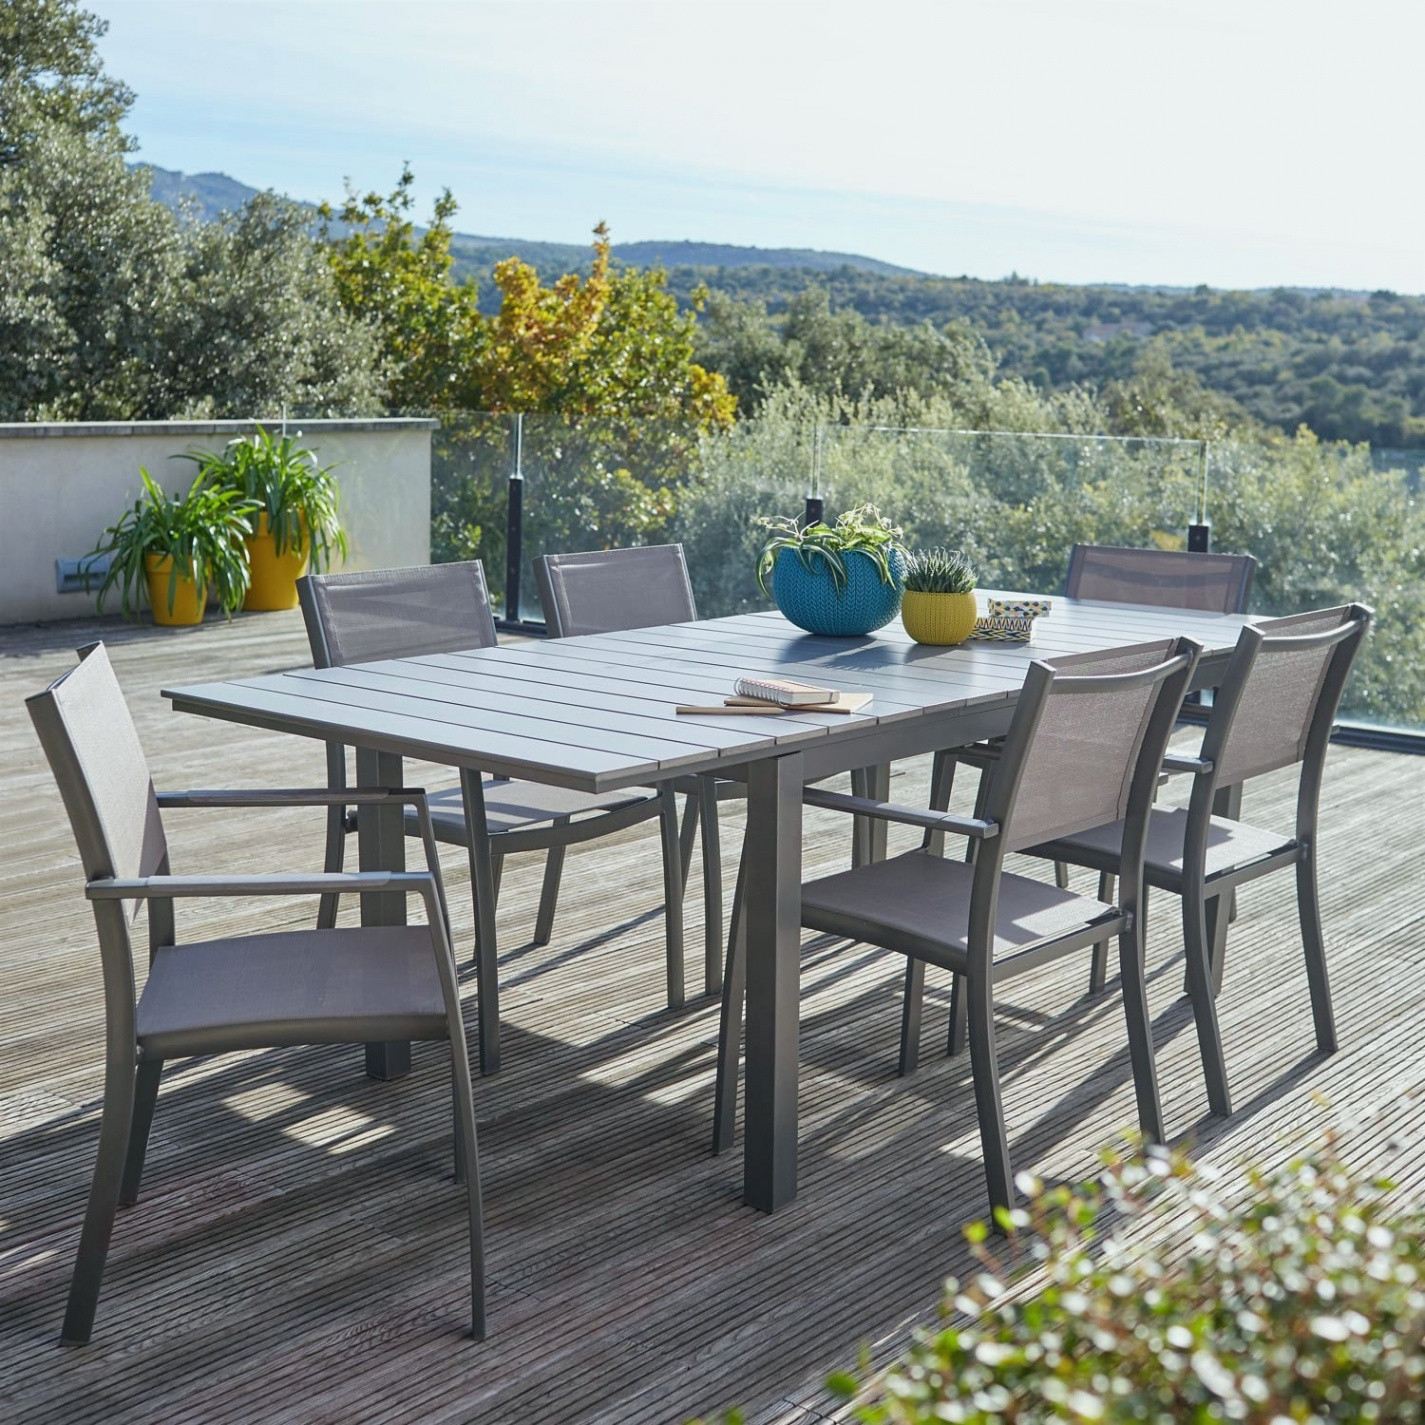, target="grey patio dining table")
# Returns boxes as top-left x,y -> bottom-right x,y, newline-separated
164,593 -> 1253,1212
